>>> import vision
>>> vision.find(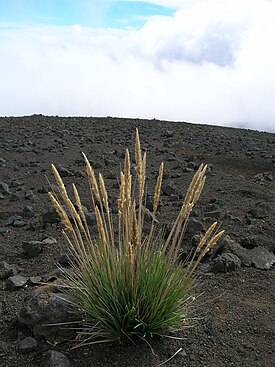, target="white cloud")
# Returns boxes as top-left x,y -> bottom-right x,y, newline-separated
0,0 -> 275,132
